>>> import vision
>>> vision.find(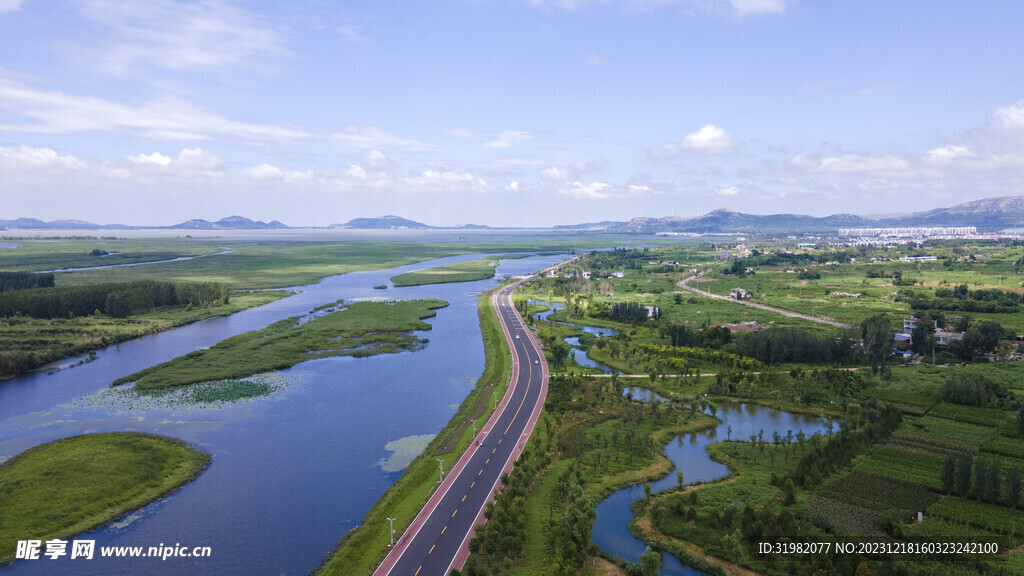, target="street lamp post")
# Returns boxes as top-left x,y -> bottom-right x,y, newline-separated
471,420 -> 476,437
436,458 -> 445,483
386,517 -> 397,547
